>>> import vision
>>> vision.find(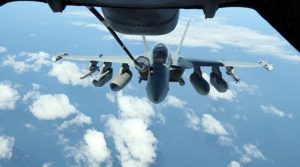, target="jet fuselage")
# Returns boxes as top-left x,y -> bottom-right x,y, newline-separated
146,43 -> 171,103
